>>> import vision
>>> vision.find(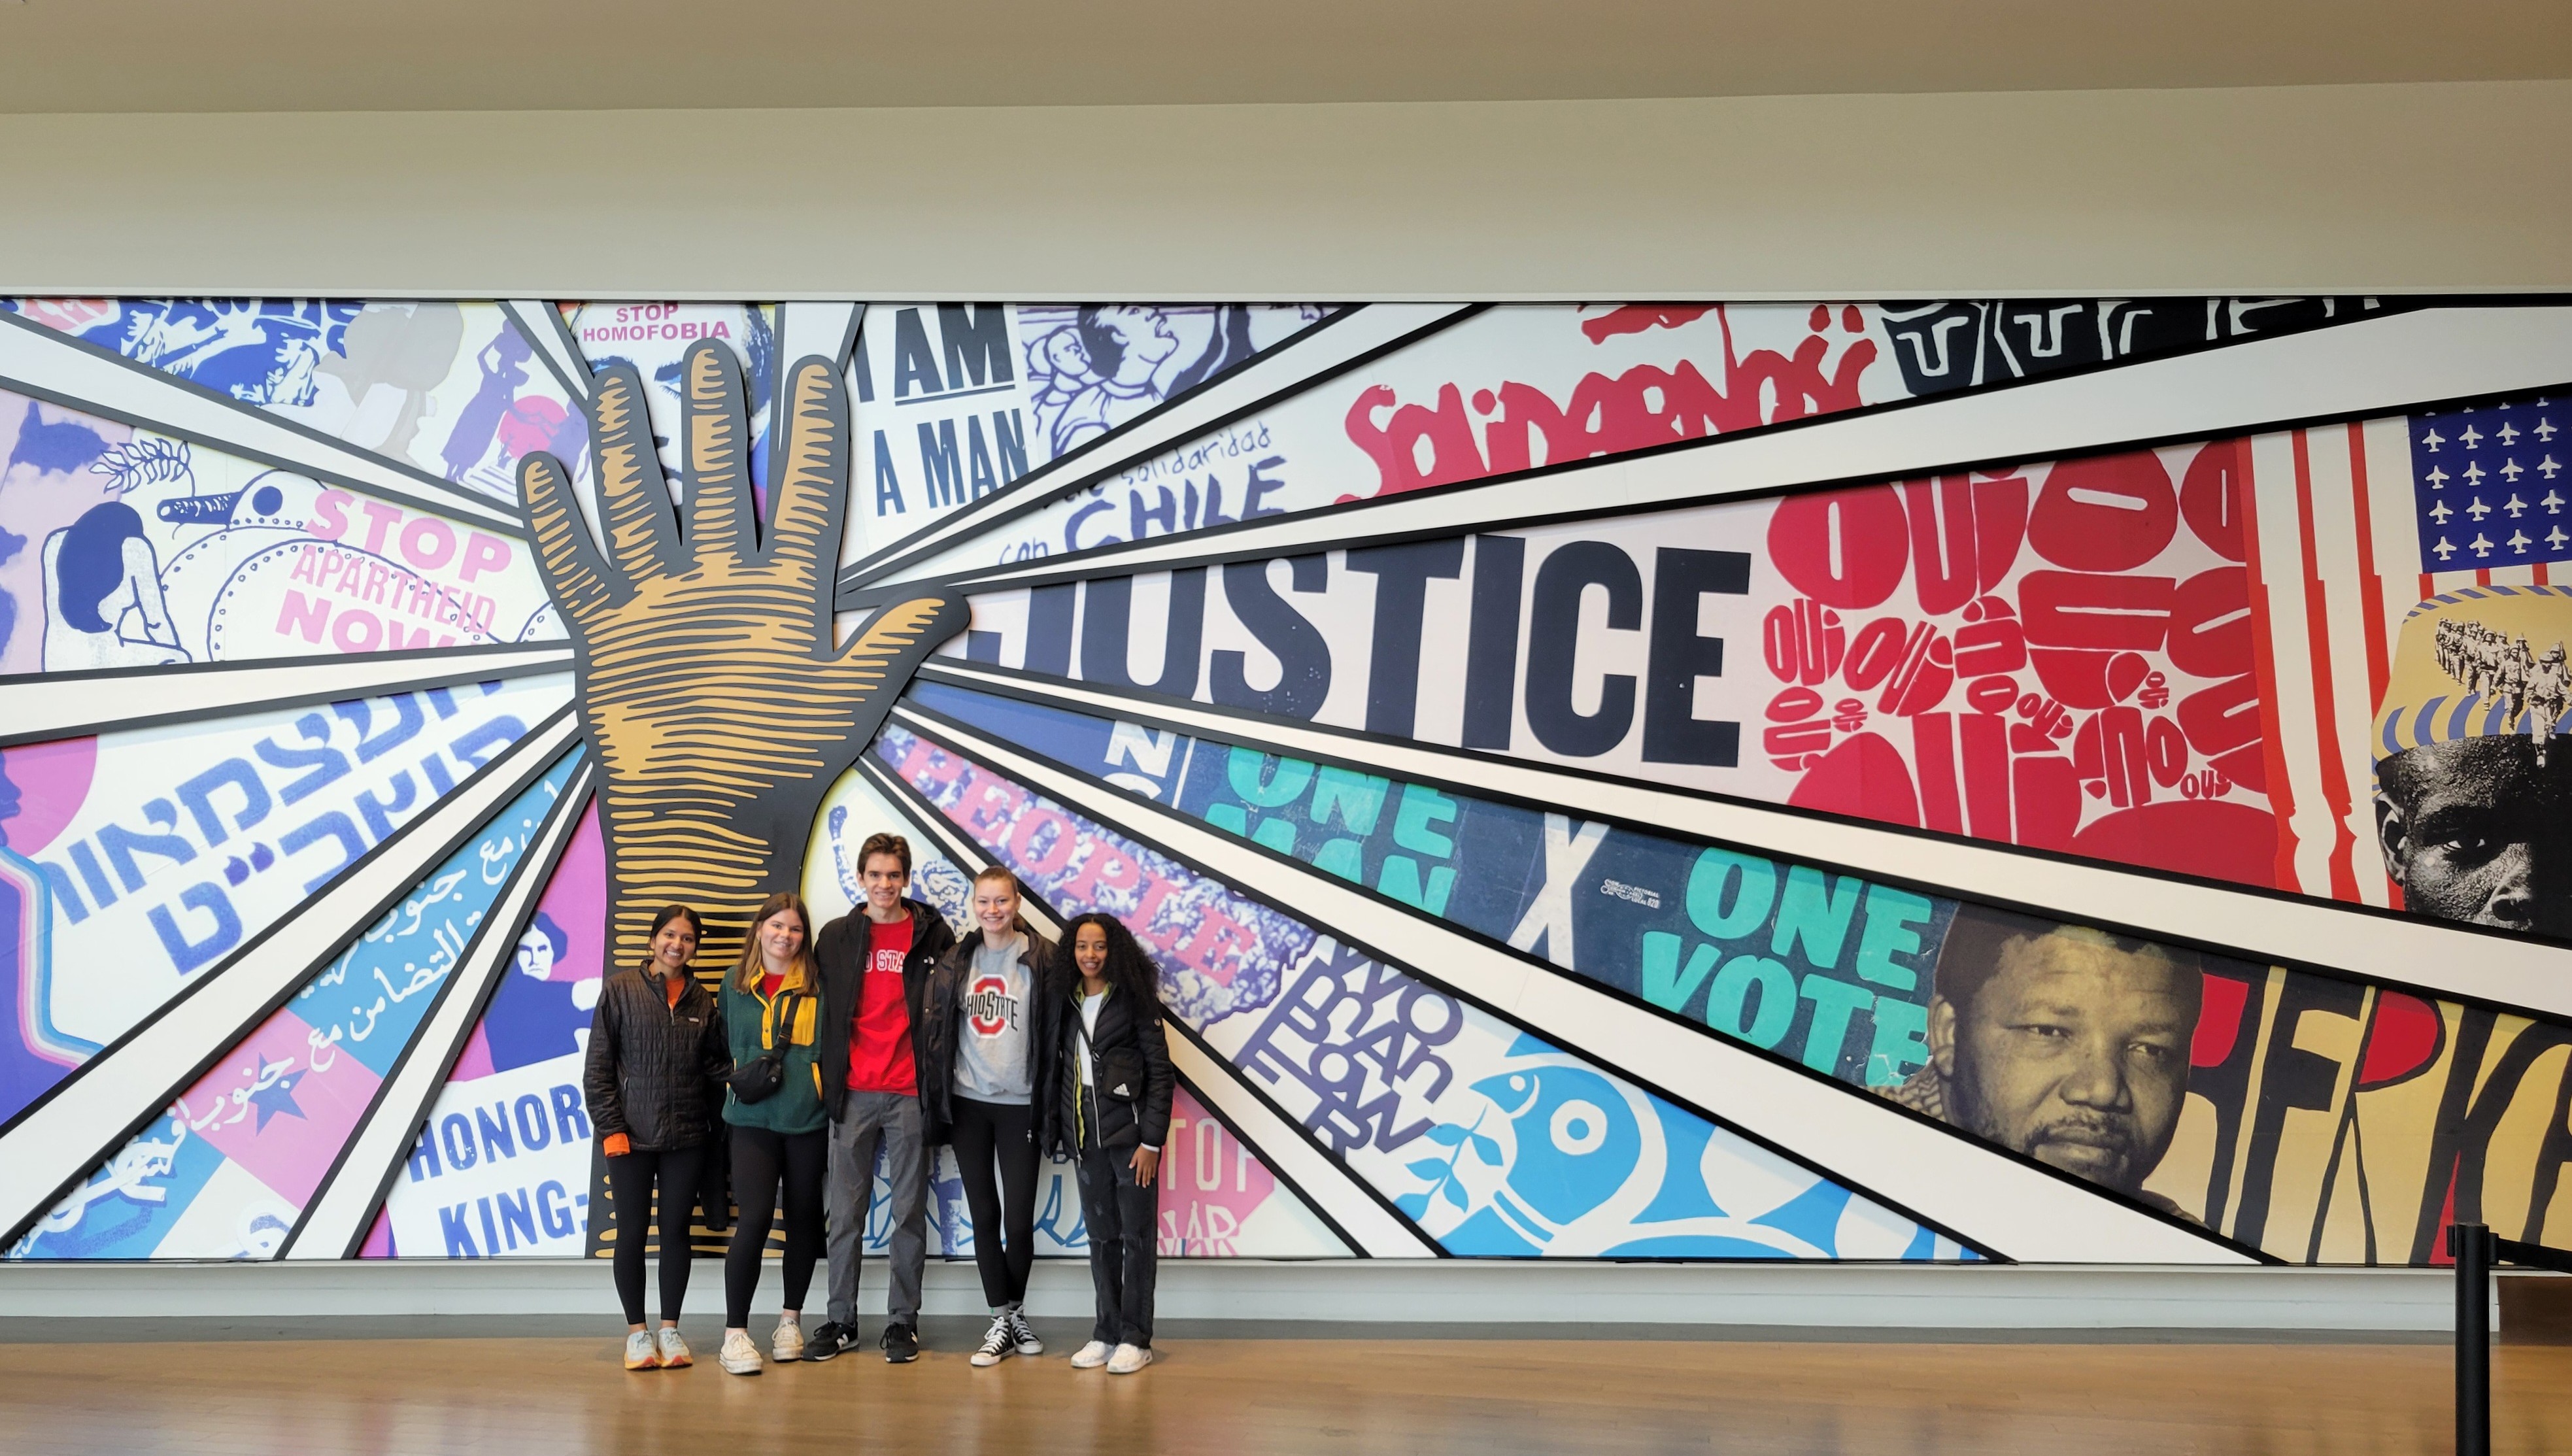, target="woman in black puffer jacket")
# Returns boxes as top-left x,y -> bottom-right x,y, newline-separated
1048,912 -> 1174,1375
583,905 -> 729,1370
